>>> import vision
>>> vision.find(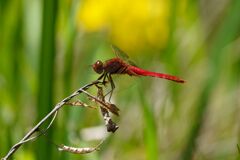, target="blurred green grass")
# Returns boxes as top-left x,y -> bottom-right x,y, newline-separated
1,0 -> 240,160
